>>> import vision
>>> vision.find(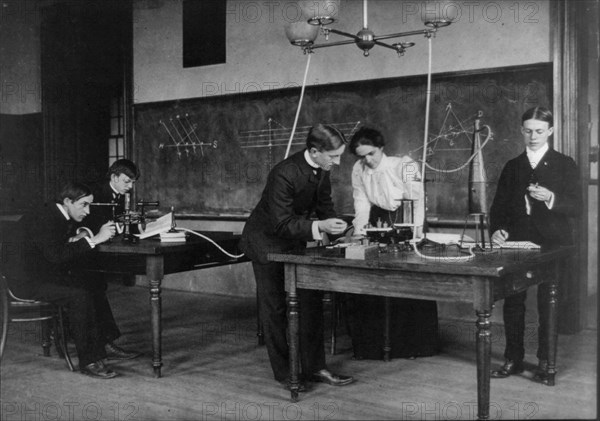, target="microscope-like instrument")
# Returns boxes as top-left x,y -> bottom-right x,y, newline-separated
117,193 -> 160,242
91,193 -> 159,243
